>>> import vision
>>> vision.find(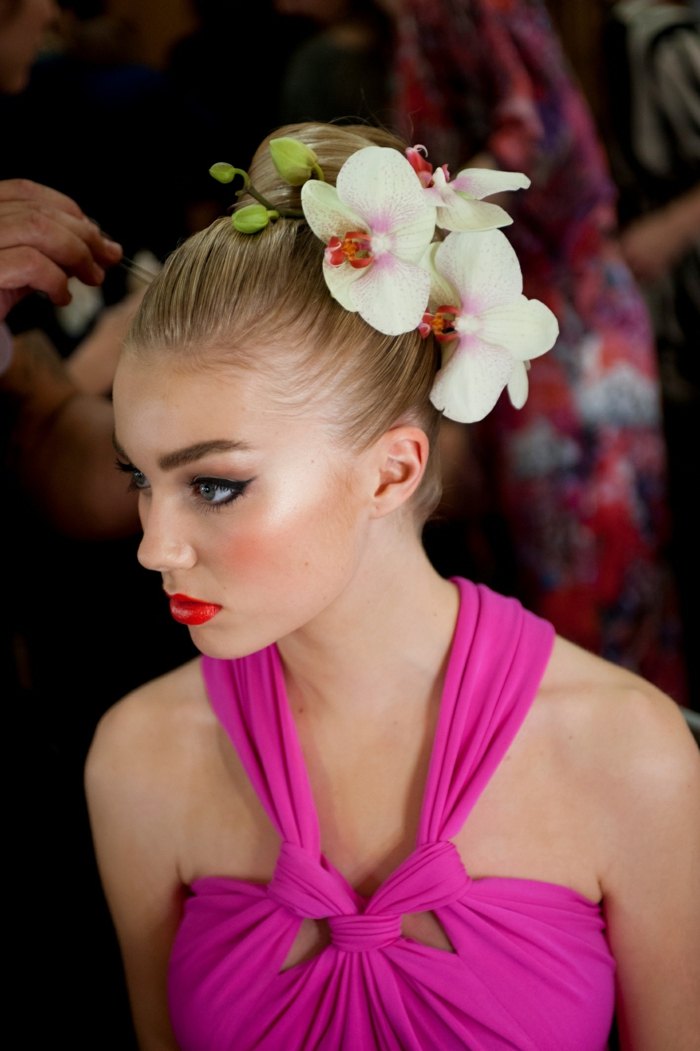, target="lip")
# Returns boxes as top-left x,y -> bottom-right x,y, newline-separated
167,593 -> 222,626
